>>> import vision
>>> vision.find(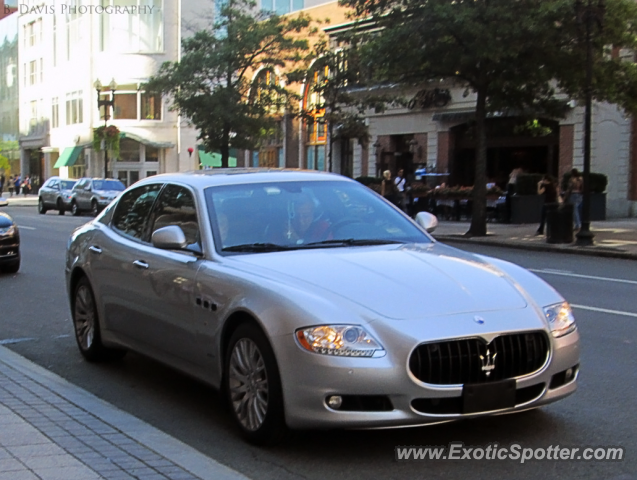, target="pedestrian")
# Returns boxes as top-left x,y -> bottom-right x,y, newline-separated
22,175 -> 31,196
0,172 -> 4,195
14,175 -> 21,196
8,175 -> 14,196
535,174 -> 558,235
566,168 -> 583,230
381,170 -> 399,206
394,168 -> 407,212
